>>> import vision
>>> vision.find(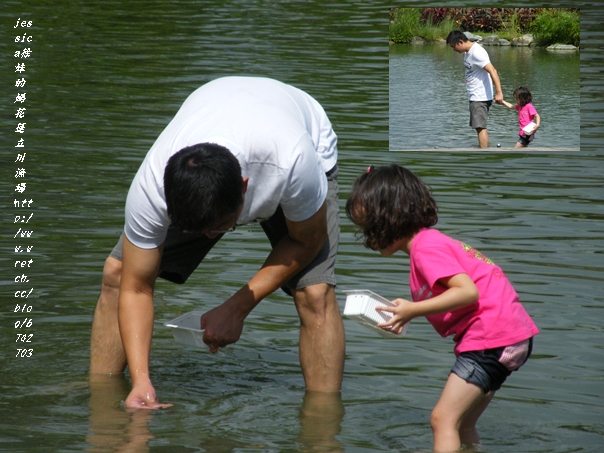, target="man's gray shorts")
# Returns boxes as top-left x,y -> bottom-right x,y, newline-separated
110,165 -> 339,294
469,100 -> 492,129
